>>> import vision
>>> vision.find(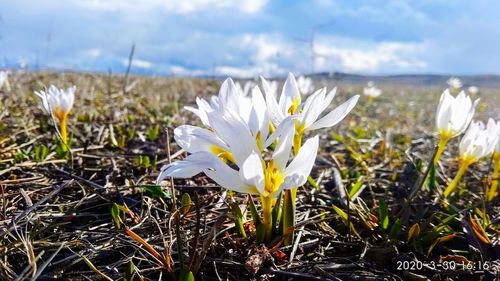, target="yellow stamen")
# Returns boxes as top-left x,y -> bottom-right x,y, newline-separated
259,160 -> 286,241
210,145 -> 236,163
287,96 -> 300,115
292,120 -> 305,156
263,160 -> 285,196
256,131 -> 263,152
